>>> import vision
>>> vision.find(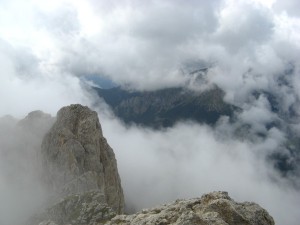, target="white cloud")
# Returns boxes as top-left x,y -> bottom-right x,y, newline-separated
273,0 -> 300,17
0,38 -> 93,118
99,113 -> 300,225
238,95 -> 275,133
214,1 -> 274,53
